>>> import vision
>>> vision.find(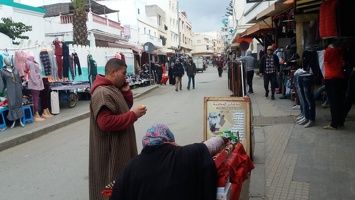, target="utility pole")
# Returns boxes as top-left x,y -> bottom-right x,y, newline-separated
177,1 -> 181,54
